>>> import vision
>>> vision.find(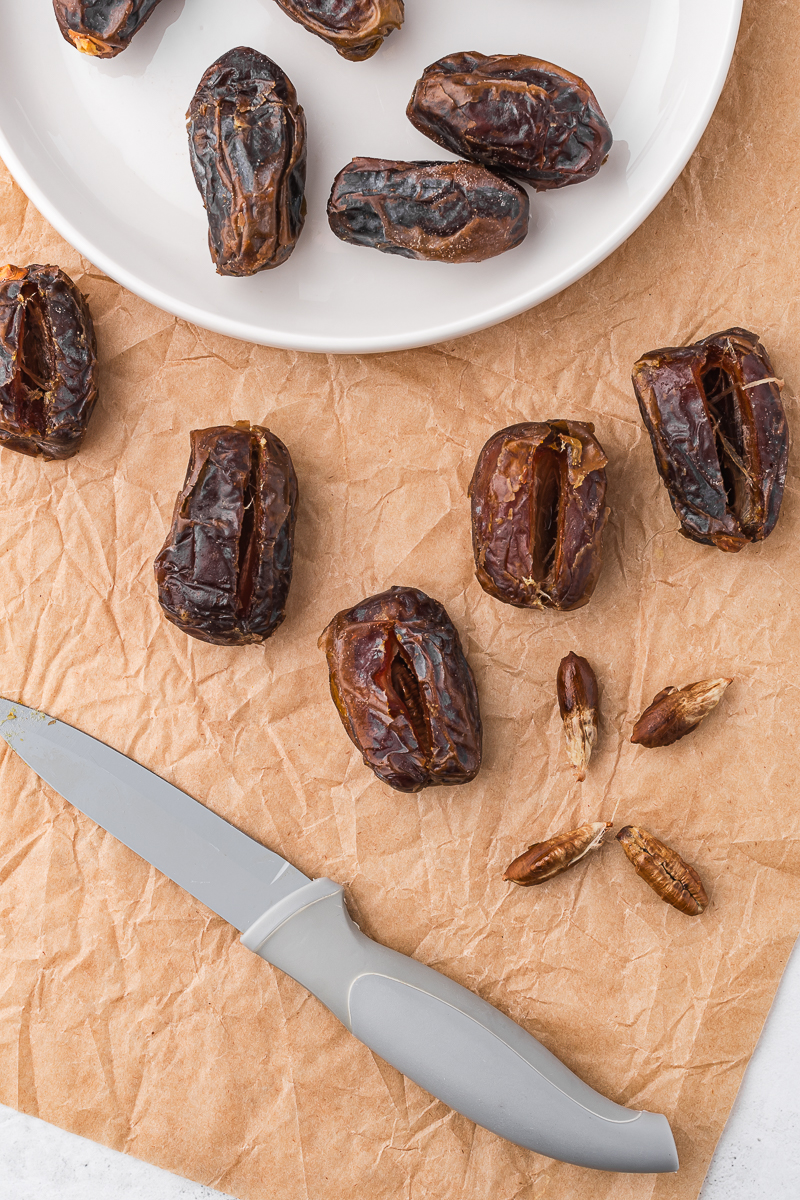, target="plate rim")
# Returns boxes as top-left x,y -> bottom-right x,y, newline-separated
0,1 -> 743,355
